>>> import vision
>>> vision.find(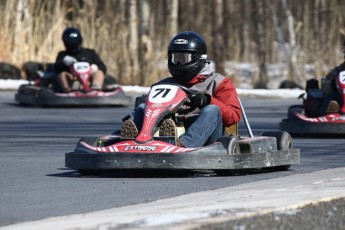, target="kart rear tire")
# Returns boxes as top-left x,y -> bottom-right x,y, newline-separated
216,136 -> 241,155
287,105 -> 303,121
0,62 -> 21,79
260,131 -> 292,150
228,138 -> 241,155
260,131 -> 292,171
